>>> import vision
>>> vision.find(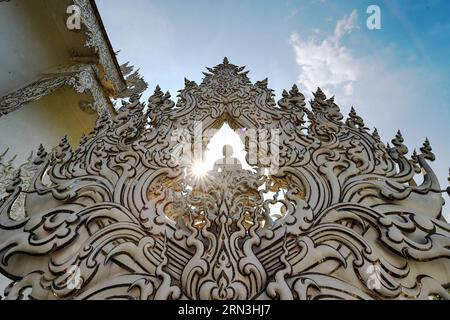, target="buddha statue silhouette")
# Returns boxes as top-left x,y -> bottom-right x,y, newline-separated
212,144 -> 242,173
